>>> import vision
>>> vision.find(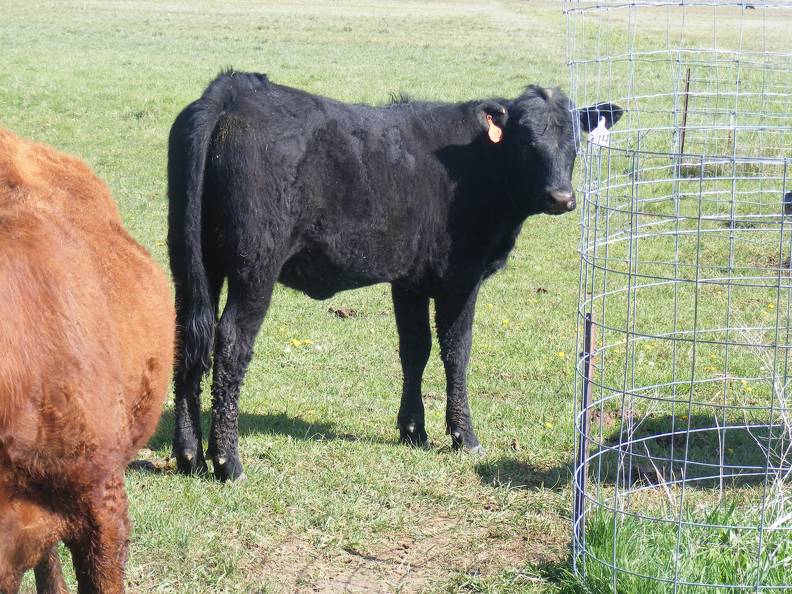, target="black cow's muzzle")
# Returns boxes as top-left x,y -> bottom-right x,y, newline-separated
546,189 -> 576,215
